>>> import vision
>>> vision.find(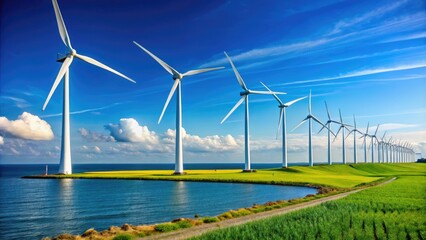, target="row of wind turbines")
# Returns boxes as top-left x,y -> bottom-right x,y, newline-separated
44,0 -> 416,175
